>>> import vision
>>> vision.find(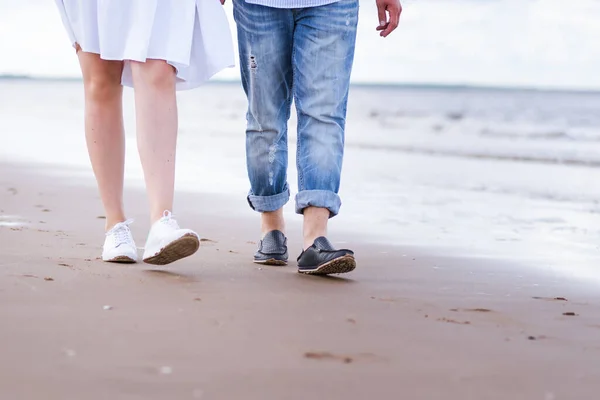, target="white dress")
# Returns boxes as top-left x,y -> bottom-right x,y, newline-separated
54,0 -> 235,90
